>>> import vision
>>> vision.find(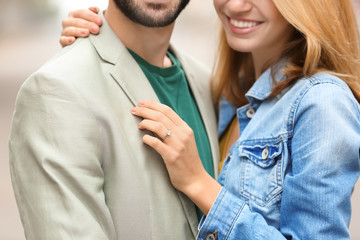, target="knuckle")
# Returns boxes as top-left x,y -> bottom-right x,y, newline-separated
85,21 -> 94,28
154,123 -> 163,133
79,28 -> 89,35
62,27 -> 73,37
153,112 -> 163,121
152,139 -> 161,147
183,126 -> 194,137
163,105 -> 172,115
143,135 -> 159,147
172,151 -> 182,162
178,142 -> 187,153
